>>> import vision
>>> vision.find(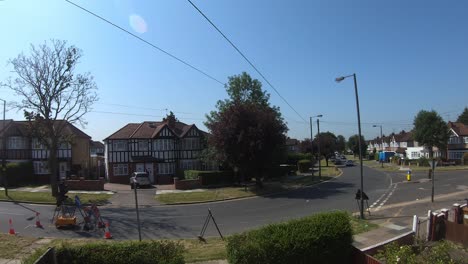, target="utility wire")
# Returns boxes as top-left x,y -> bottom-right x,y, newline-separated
65,0 -> 225,85
91,110 -> 205,121
187,0 -> 307,123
